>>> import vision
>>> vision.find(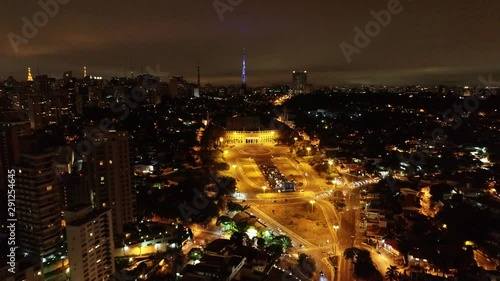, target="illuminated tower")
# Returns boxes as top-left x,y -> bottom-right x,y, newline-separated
241,49 -> 247,87
27,67 -> 33,81
83,66 -> 87,78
